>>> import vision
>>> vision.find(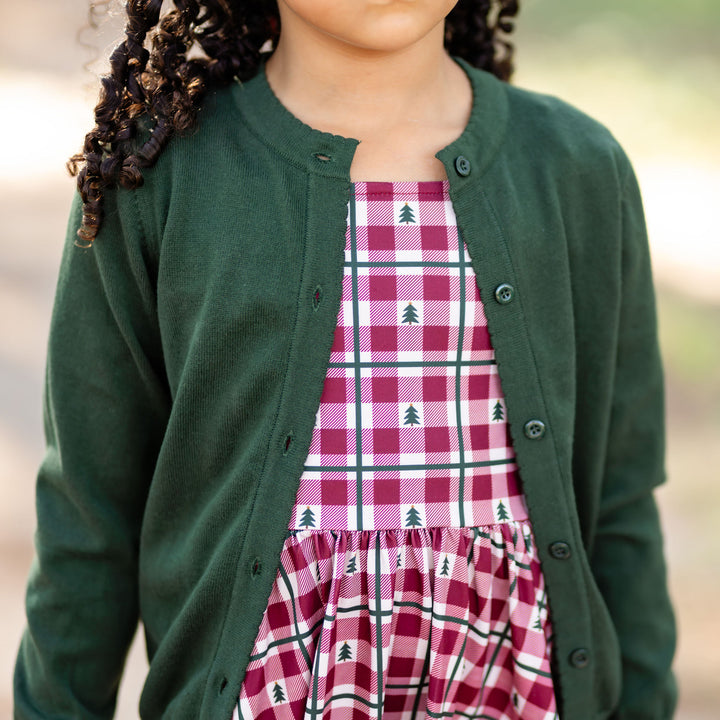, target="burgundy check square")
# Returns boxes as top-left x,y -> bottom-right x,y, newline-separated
238,182 -> 557,720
